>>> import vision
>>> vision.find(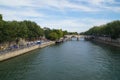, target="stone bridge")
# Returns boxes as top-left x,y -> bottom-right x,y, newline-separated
64,35 -> 84,40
